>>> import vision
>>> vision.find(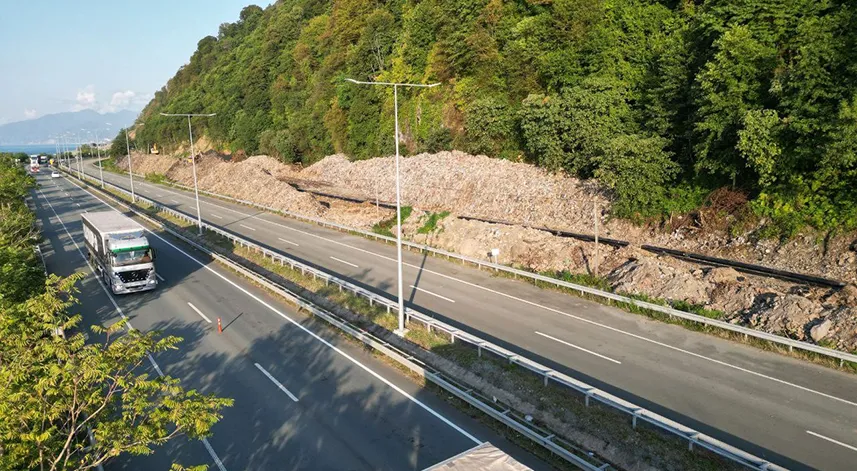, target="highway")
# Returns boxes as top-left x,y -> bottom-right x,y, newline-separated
77,159 -> 857,470
33,170 -> 551,471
